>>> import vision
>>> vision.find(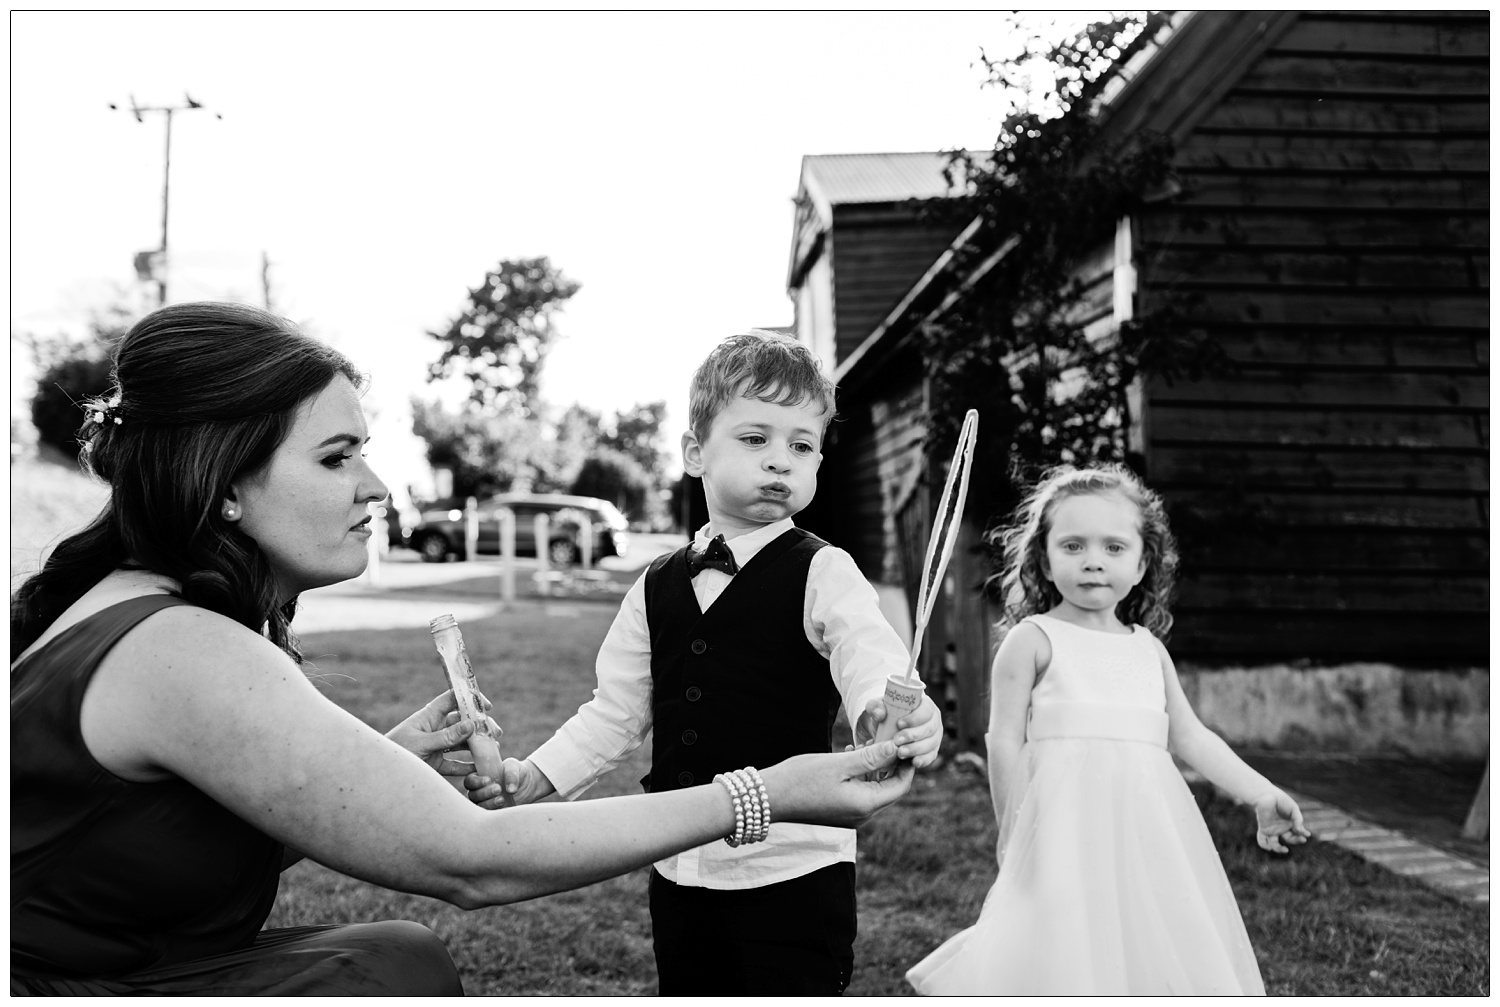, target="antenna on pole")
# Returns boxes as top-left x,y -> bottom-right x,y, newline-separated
109,92 -> 221,307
